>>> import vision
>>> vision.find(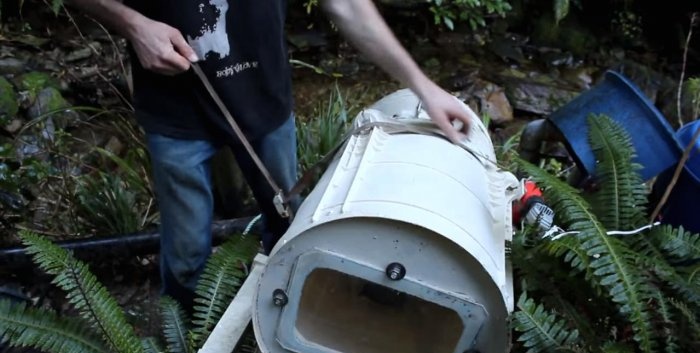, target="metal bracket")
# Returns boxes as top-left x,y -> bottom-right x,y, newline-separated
273,192 -> 290,219
198,254 -> 269,353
